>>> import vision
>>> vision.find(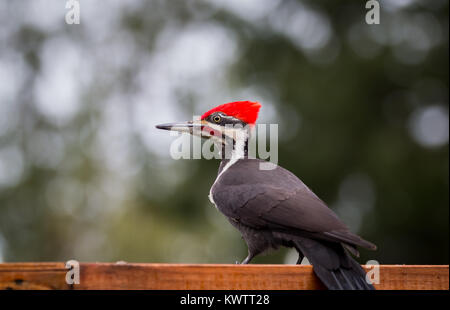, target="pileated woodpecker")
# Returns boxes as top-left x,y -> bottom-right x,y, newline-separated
156,101 -> 377,290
